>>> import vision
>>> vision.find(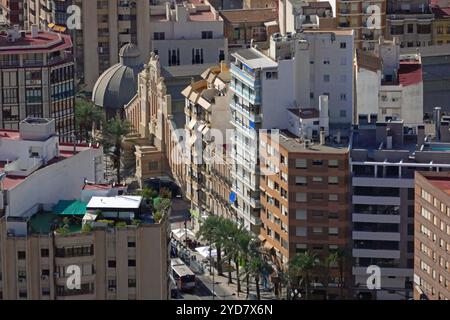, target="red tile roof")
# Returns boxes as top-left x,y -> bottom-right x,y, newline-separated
431,6 -> 450,18
398,61 -> 423,87
220,8 -> 278,23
